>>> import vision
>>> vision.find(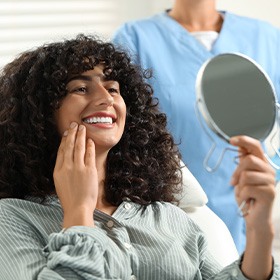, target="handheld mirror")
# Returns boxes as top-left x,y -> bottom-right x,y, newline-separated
196,53 -> 280,172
